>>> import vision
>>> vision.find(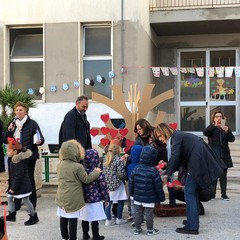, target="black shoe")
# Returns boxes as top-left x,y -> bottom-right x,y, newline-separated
6,211 -> 16,222
92,236 -> 104,240
176,227 -> 199,235
221,195 -> 230,201
182,220 -> 187,225
24,212 -> 39,225
83,234 -> 90,240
